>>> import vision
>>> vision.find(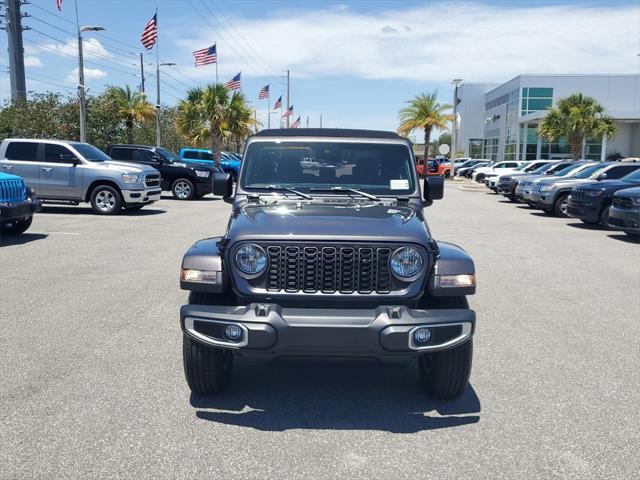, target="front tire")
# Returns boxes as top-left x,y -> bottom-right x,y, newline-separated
183,290 -> 234,395
418,295 -> 473,400
553,193 -> 570,218
90,185 -> 122,215
1,216 -> 33,235
476,174 -> 485,183
172,178 -> 195,200
419,339 -> 473,400
183,334 -> 233,395
599,206 -> 611,229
